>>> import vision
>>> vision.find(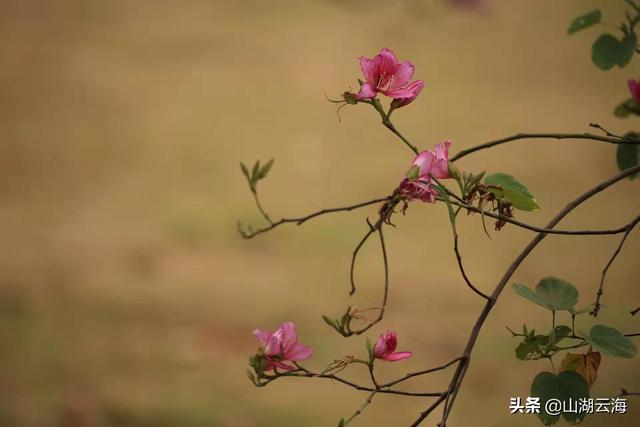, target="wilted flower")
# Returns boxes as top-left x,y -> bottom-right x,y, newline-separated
398,141 -> 452,203
372,330 -> 412,362
355,48 -> 424,108
628,79 -> 640,106
253,322 -> 313,371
